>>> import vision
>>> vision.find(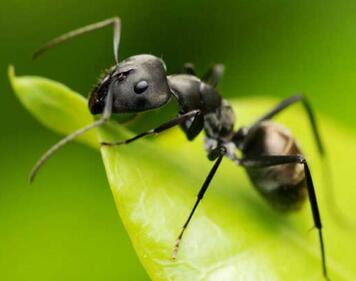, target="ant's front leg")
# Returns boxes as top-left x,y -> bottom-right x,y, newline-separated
101,109 -> 200,146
